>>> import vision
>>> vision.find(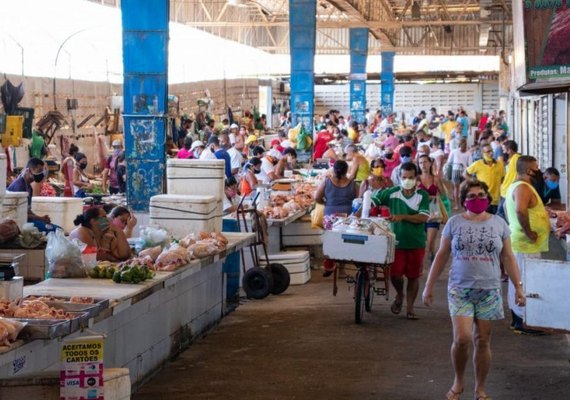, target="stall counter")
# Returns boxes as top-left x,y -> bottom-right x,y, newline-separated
0,232 -> 254,390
